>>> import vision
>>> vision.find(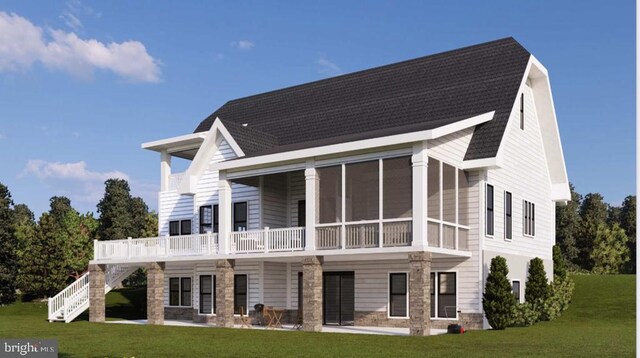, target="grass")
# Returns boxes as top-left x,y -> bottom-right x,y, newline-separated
0,275 -> 635,357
